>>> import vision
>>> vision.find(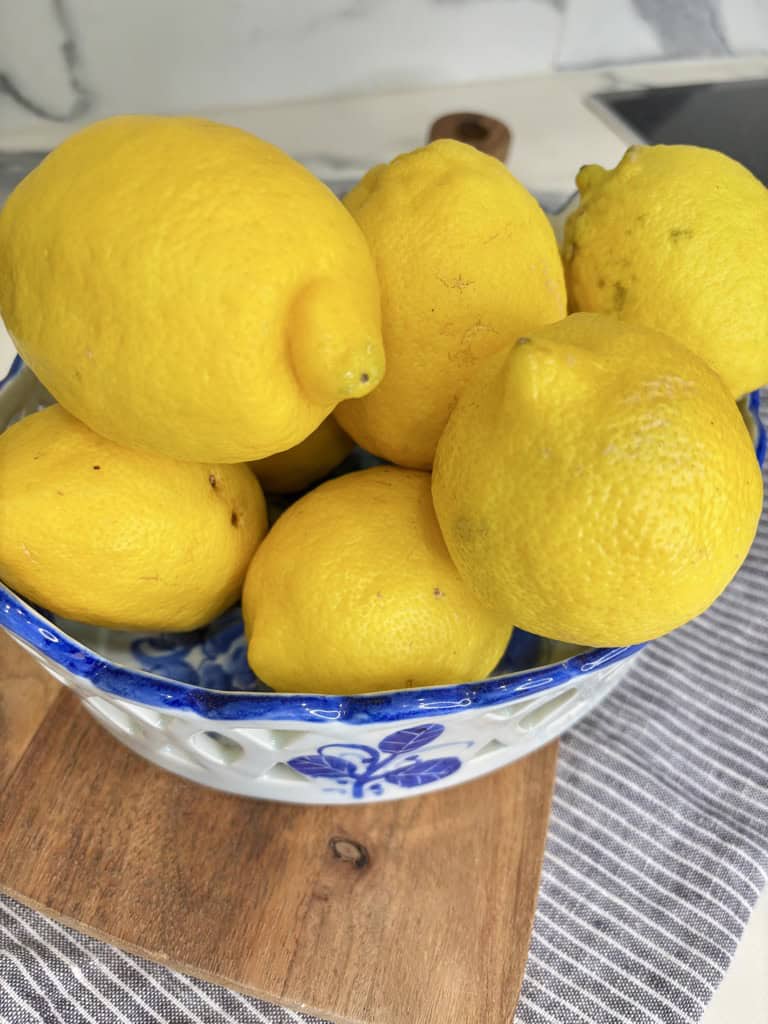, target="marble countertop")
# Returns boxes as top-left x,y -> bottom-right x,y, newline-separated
1,54 -> 767,1023
3,54 -> 767,192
